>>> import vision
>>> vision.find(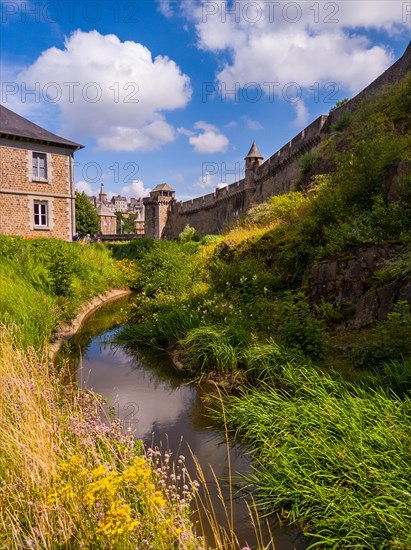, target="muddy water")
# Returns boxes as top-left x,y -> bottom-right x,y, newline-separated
66,297 -> 307,549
